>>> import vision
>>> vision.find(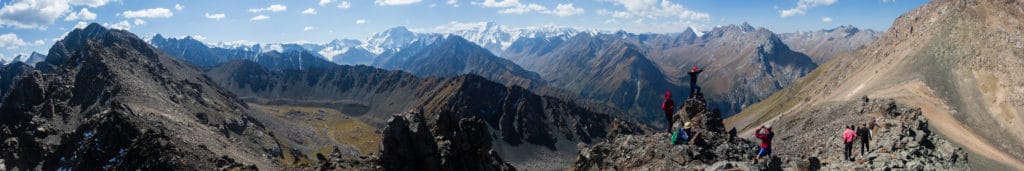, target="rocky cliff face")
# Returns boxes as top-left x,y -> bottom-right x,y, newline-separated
0,23 -> 283,170
378,110 -> 516,171
574,94 -> 967,170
